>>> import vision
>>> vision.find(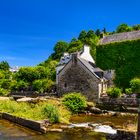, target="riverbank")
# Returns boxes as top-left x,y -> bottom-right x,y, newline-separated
0,96 -> 138,140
